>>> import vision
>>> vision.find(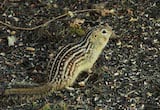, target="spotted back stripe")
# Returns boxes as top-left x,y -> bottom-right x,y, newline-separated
48,26 -> 99,82
62,42 -> 92,80
47,43 -> 73,81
